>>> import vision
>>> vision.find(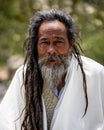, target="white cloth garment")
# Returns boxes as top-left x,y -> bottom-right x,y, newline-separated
0,55 -> 104,130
